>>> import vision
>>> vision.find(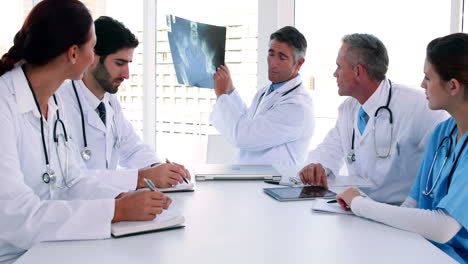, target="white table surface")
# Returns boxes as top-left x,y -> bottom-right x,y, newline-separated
15,181 -> 456,264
